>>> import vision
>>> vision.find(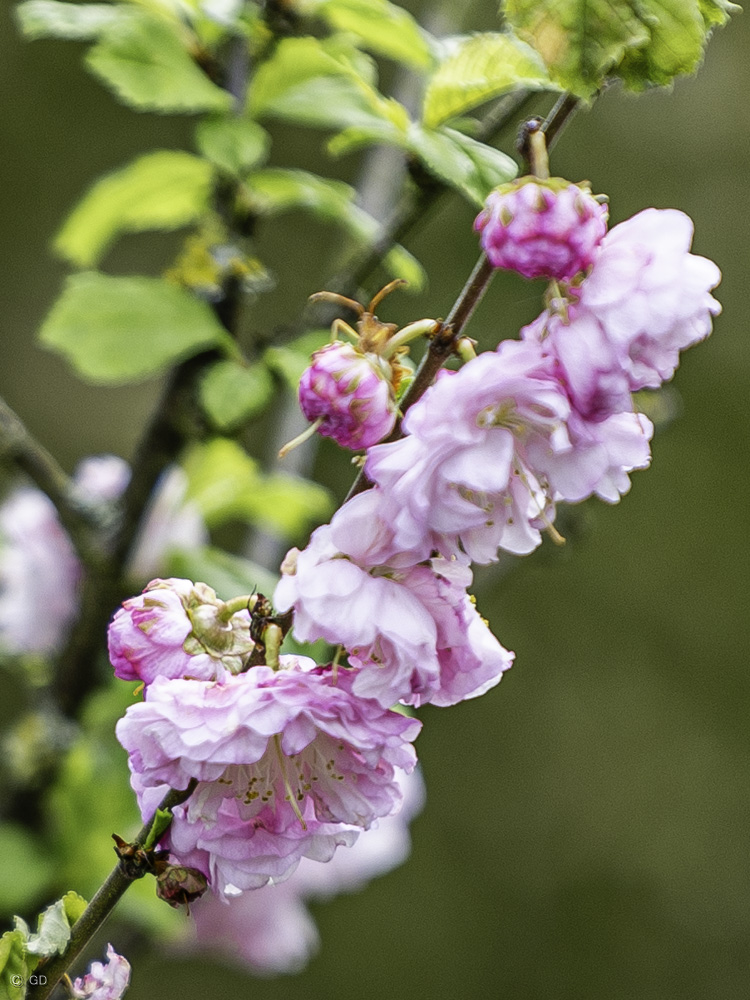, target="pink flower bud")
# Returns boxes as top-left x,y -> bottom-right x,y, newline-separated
298,342 -> 397,450
475,177 -> 608,281
108,578 -> 254,685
